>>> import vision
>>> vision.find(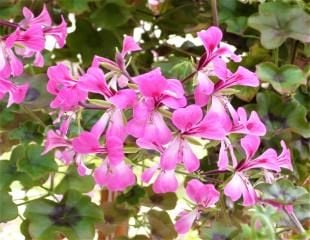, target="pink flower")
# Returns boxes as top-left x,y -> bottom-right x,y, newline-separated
92,36 -> 140,87
72,131 -> 124,166
223,135 -> 292,206
44,16 -> 67,48
0,41 -> 24,77
6,25 -> 45,52
229,107 -> 266,136
0,77 -> 28,106
175,179 -> 220,234
19,5 -> 52,28
127,100 -> 172,145
134,68 -> 186,108
94,161 -> 136,191
196,26 -> 241,71
79,66 -> 137,109
194,67 -> 258,107
47,64 -> 87,110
